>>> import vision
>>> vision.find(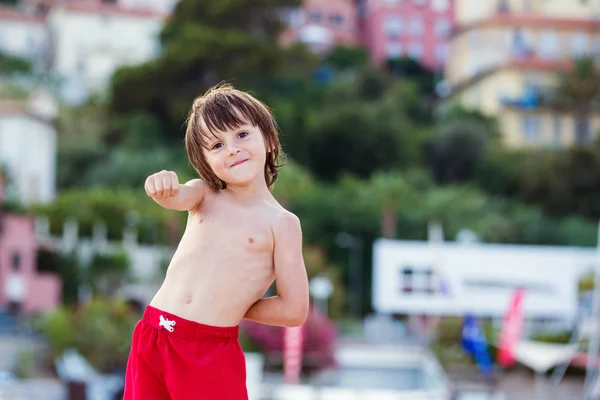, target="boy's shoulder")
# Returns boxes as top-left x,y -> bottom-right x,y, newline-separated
269,205 -> 301,237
